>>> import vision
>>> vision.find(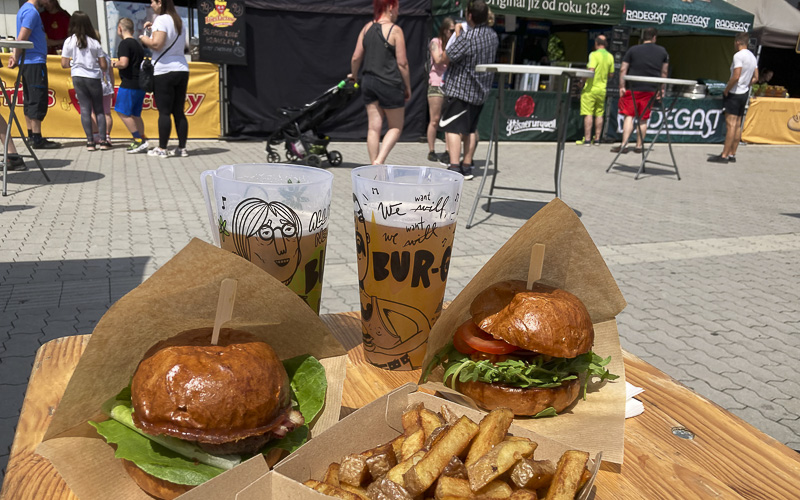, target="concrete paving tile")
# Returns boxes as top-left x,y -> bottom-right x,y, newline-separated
2,333 -> 44,358
729,408 -> 797,445
0,382 -> 28,418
